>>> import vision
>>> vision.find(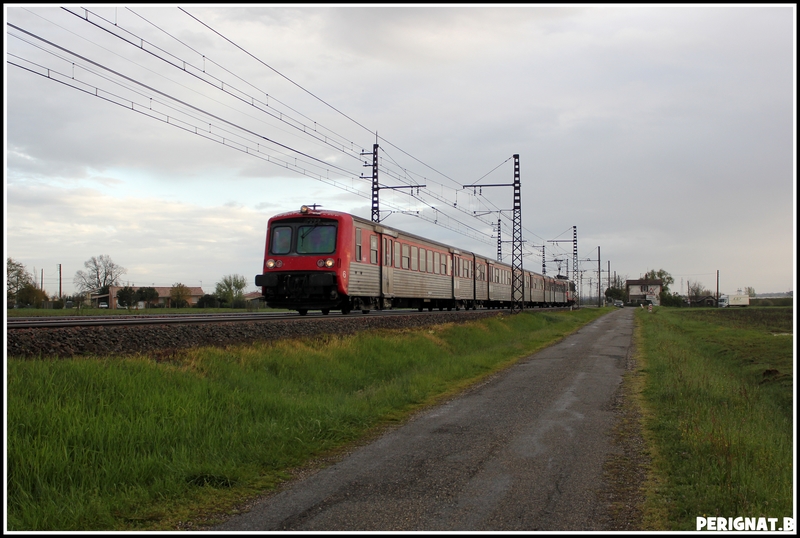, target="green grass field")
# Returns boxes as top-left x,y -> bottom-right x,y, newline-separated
7,306 -> 793,531
634,307 -> 794,530
6,308 -> 607,531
